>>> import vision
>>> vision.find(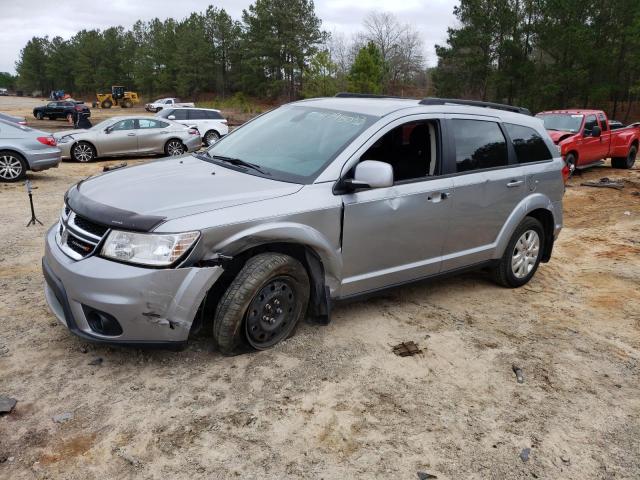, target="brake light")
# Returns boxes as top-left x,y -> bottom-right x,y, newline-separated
37,136 -> 57,147
561,164 -> 570,183
188,128 -> 199,135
